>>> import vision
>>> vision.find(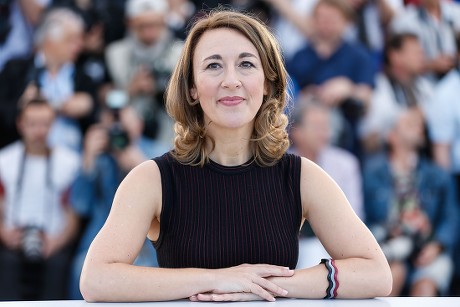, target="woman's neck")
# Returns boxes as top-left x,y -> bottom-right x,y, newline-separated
206,124 -> 253,166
